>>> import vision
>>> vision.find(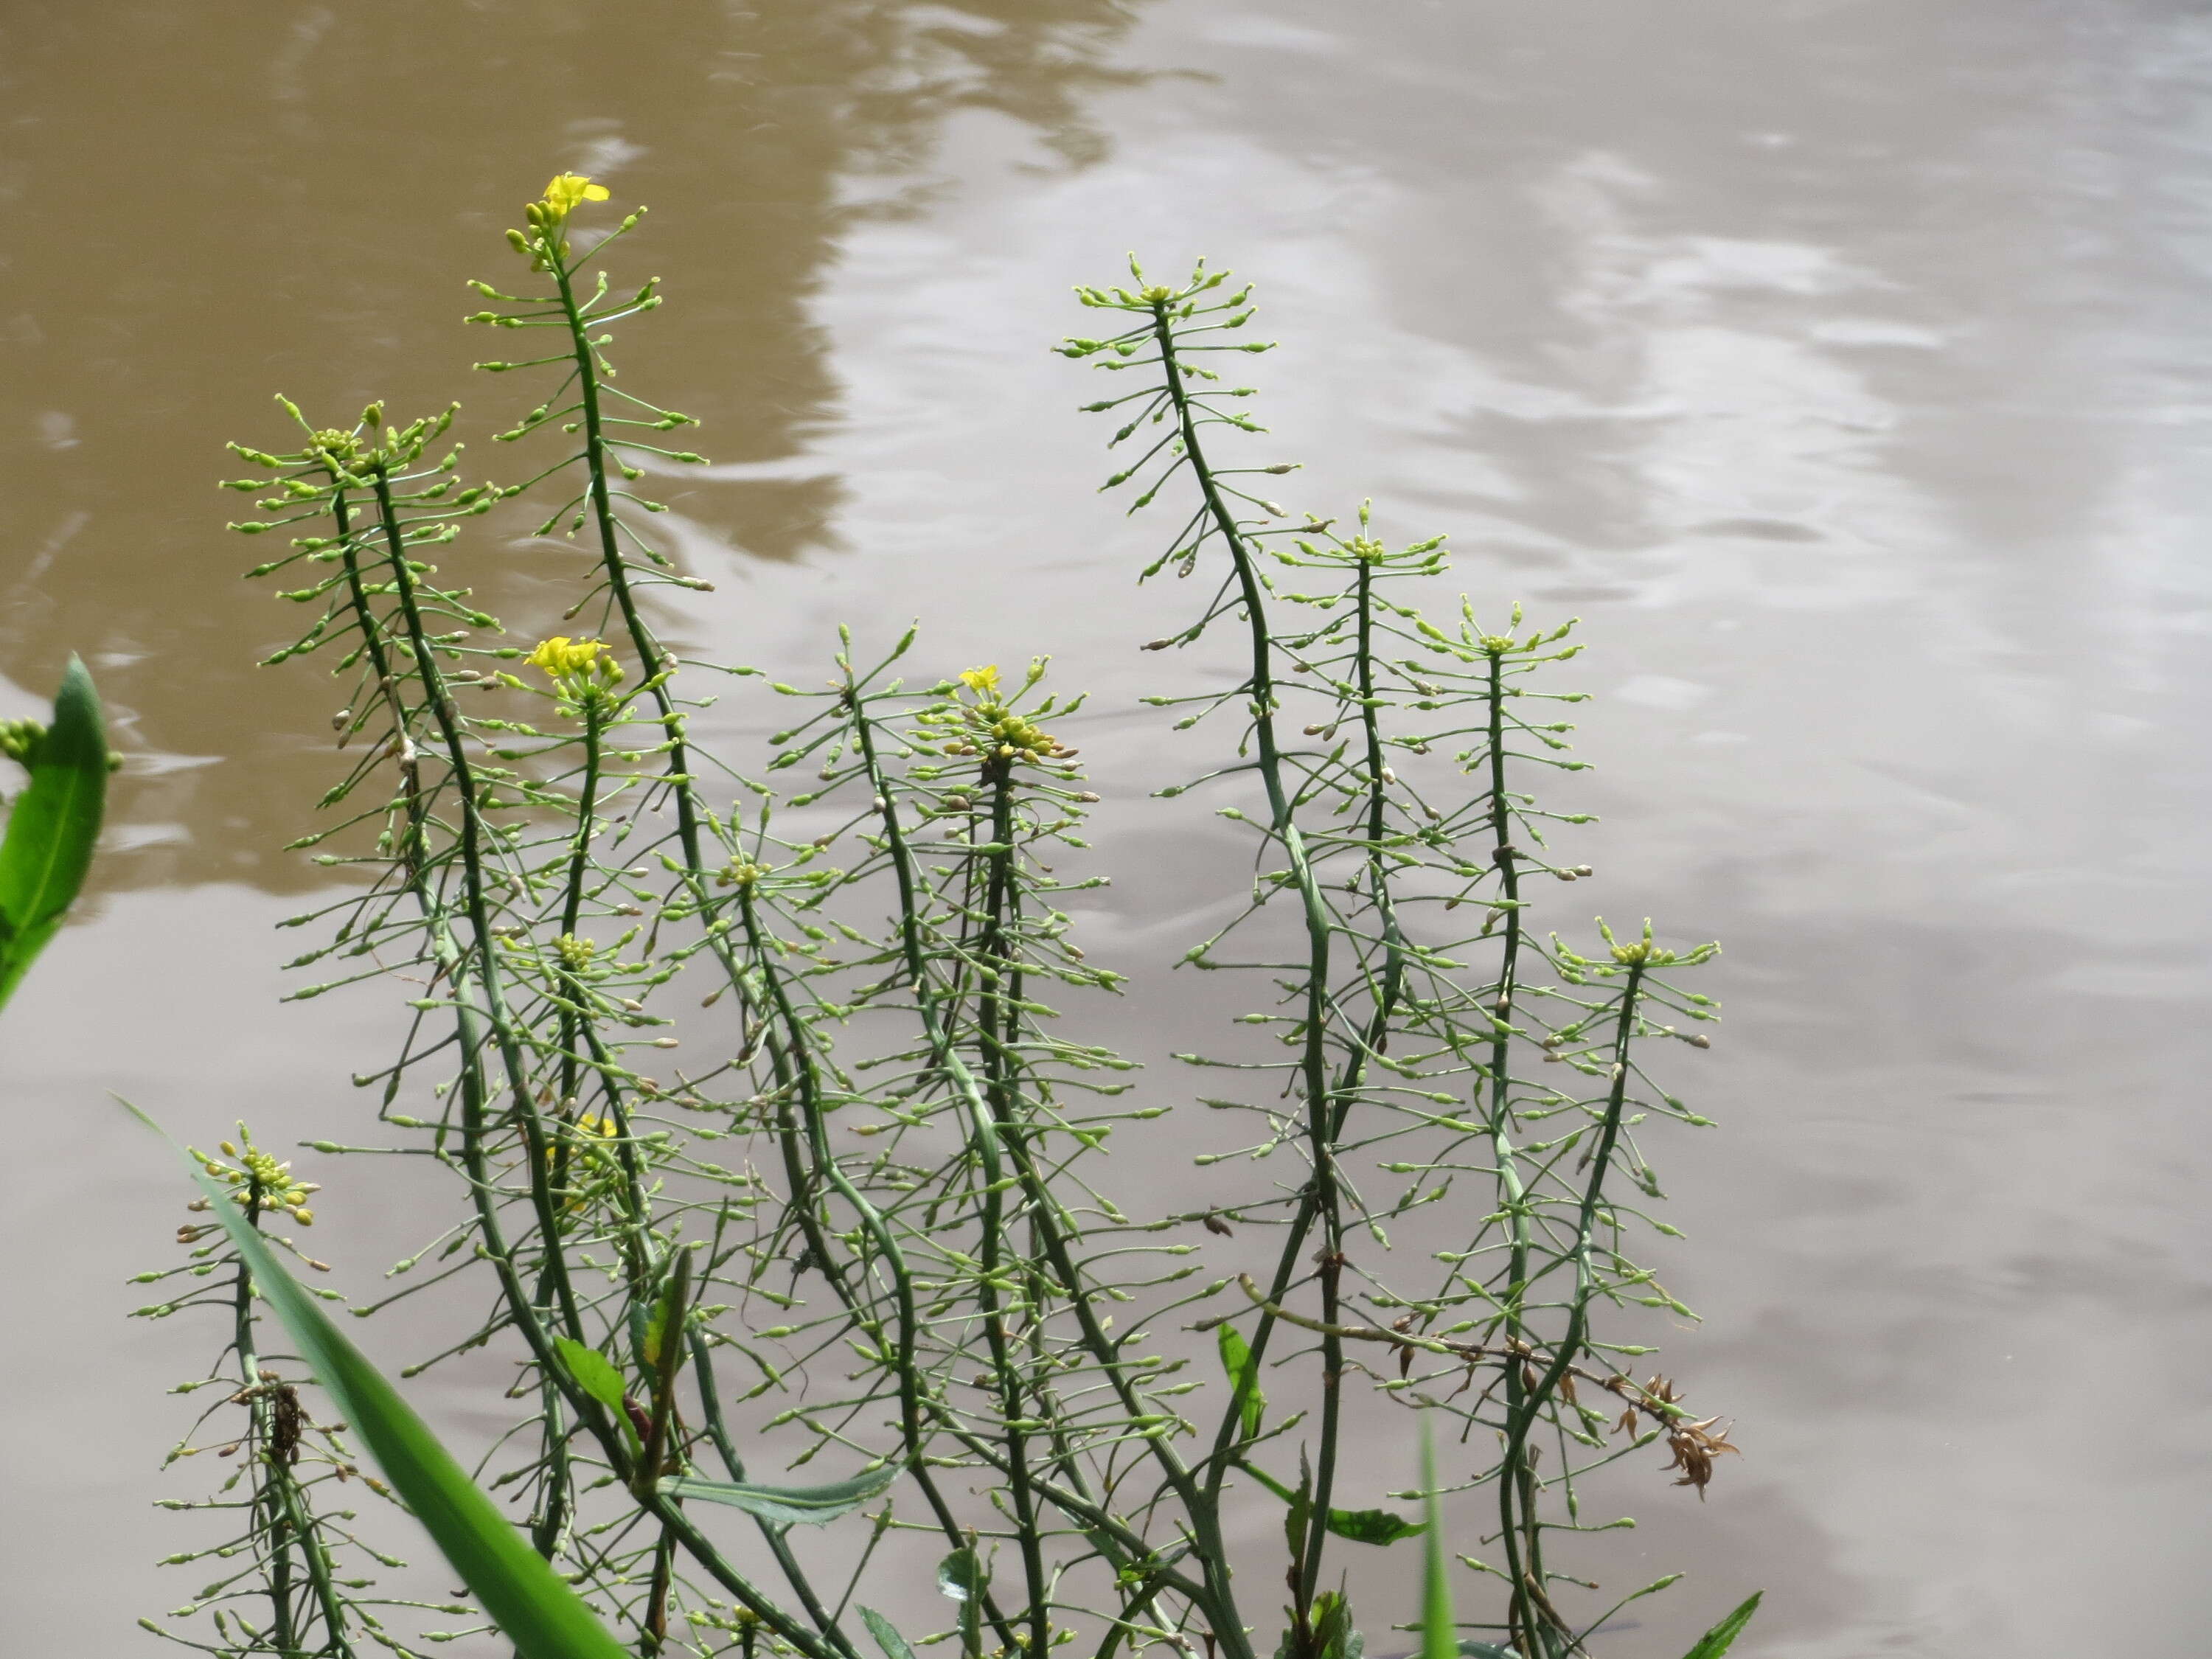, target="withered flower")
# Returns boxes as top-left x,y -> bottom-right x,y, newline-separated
1662,1415 -> 1739,1498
